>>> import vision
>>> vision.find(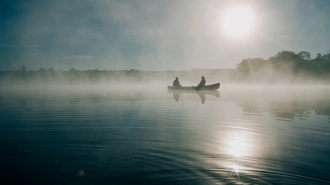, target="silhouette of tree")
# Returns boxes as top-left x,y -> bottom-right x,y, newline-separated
20,65 -> 26,72
48,68 -> 55,73
297,51 -> 311,61
237,58 -> 265,76
269,51 -> 302,64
